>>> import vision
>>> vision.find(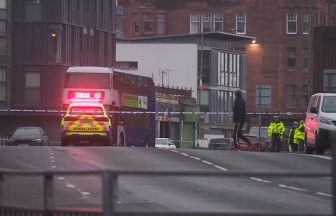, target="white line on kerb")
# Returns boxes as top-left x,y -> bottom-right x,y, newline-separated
316,192 -> 333,198
66,184 -> 75,189
249,177 -> 272,183
278,184 -> 307,192
189,156 -> 201,160
180,153 -> 189,156
57,177 -> 65,180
